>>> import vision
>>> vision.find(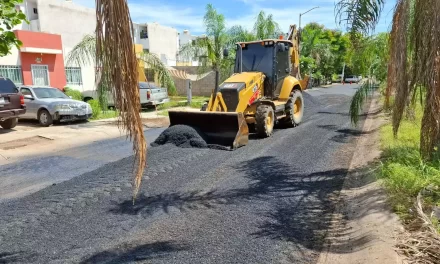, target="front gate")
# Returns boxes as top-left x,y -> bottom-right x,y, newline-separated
31,65 -> 50,86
